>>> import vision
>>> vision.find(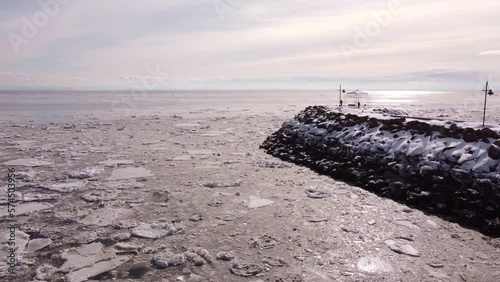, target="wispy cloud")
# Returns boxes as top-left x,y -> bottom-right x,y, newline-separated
479,50 -> 500,56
